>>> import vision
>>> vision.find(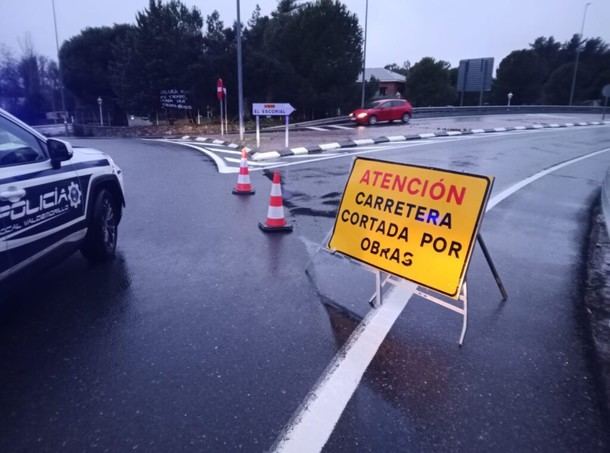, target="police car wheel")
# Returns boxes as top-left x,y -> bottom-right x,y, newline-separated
81,189 -> 118,262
